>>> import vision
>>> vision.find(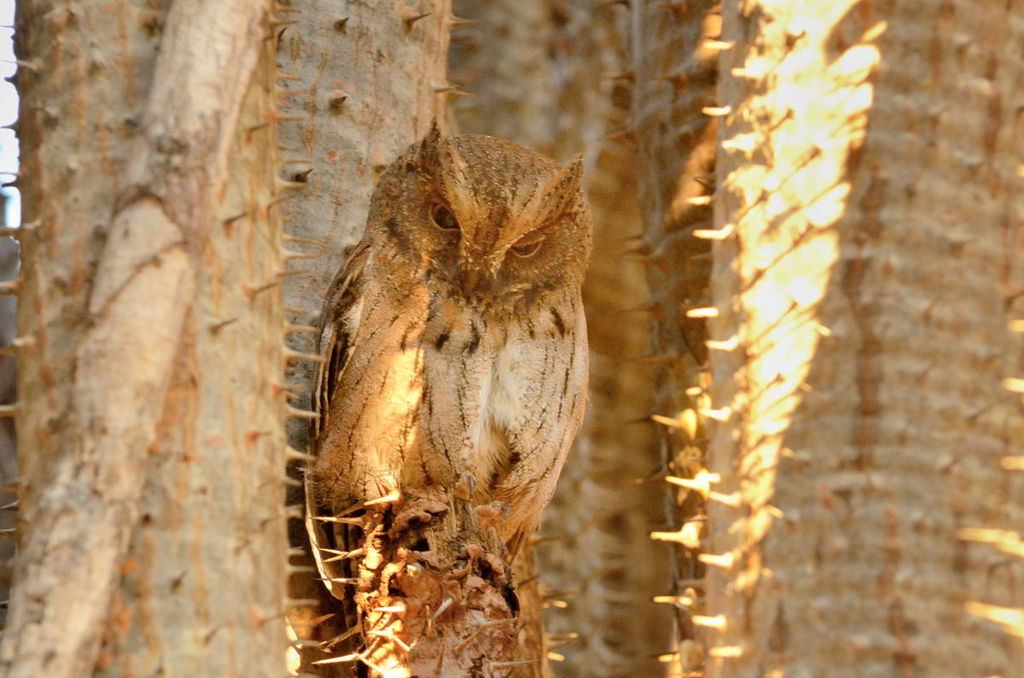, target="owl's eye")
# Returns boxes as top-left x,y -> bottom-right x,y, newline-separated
510,238 -> 543,258
430,203 -> 460,232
